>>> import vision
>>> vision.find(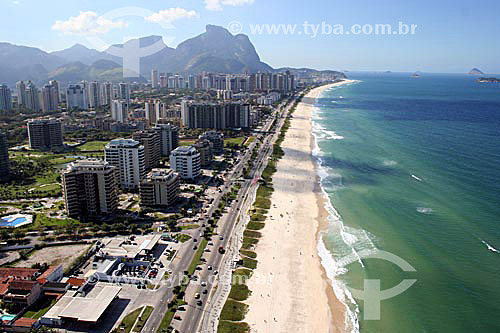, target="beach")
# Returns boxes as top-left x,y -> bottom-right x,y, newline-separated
245,80 -> 356,333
